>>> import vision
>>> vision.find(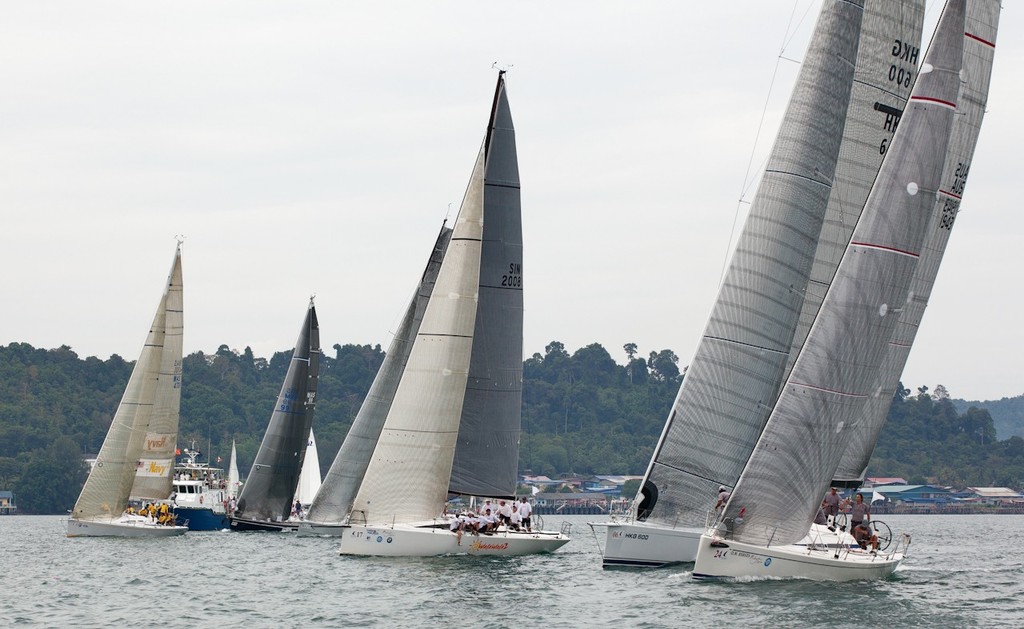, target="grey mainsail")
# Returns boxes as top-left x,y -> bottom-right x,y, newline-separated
72,245 -> 178,520
637,0 -> 866,528
234,301 -> 320,522
449,72 -> 523,498
723,0 -> 965,546
832,0 -> 1000,485
305,225 -> 451,524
